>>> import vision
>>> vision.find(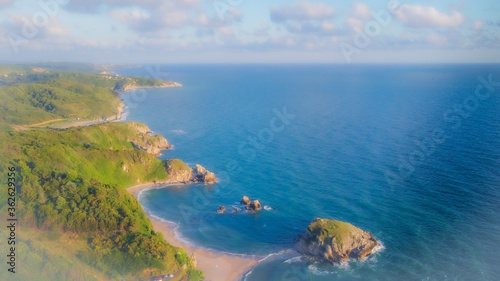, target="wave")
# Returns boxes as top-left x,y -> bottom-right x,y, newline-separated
247,239 -> 386,279
308,263 -> 340,276
115,110 -> 129,122
243,249 -> 300,281
171,129 -> 187,135
371,240 -> 386,255
283,256 -> 302,264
